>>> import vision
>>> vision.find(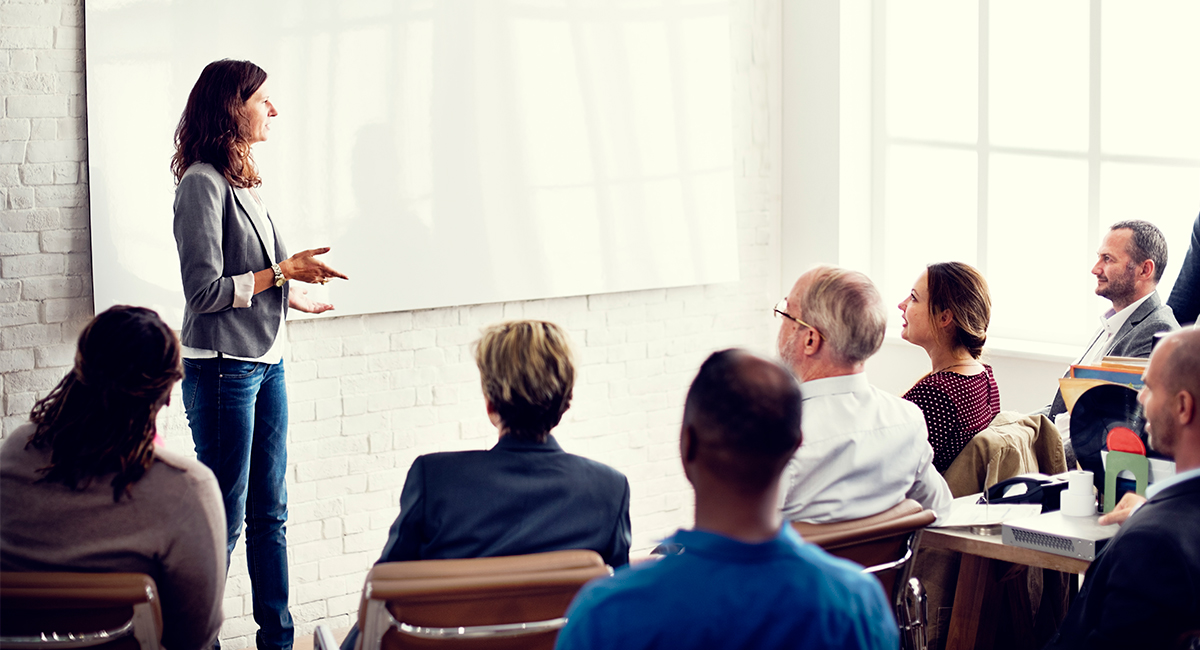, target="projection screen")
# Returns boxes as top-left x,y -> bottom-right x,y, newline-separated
85,0 -> 738,325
